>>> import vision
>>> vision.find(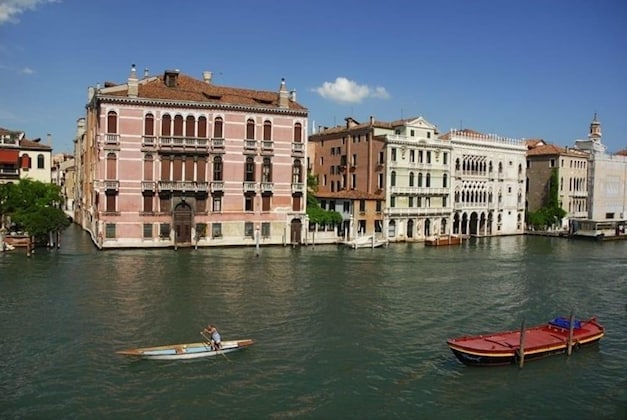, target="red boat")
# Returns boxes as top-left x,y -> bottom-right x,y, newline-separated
447,317 -> 604,366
